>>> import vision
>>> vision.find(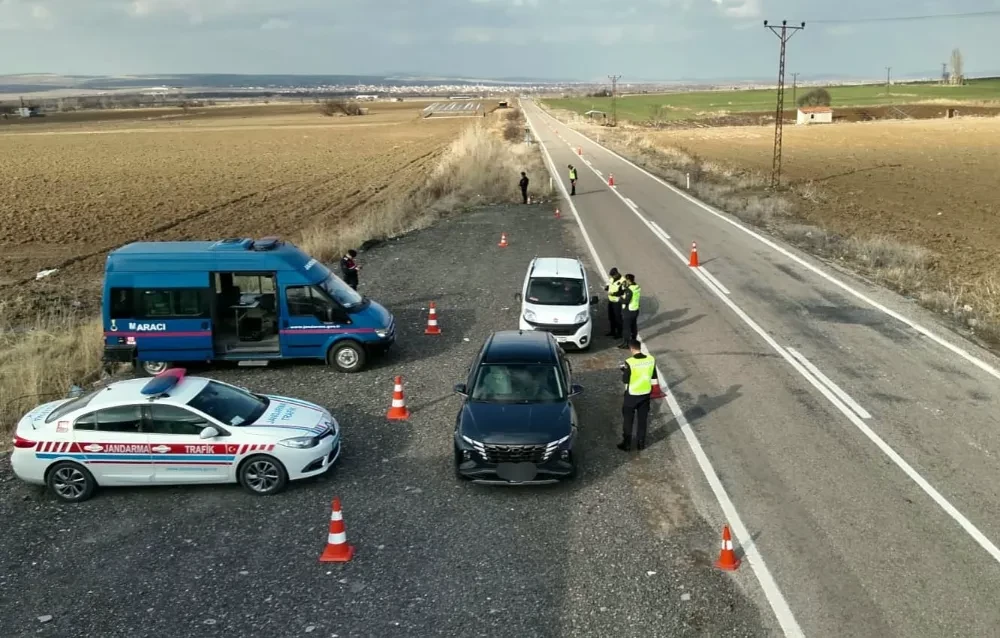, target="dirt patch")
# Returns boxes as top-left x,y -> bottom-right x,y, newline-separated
0,104 -> 466,324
